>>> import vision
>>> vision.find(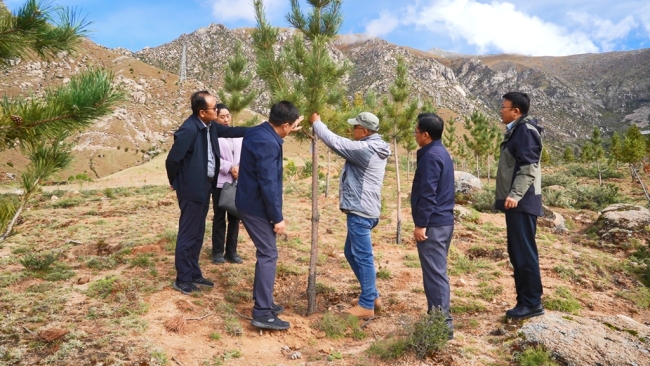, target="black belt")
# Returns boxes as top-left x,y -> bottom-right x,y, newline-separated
207,177 -> 214,183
